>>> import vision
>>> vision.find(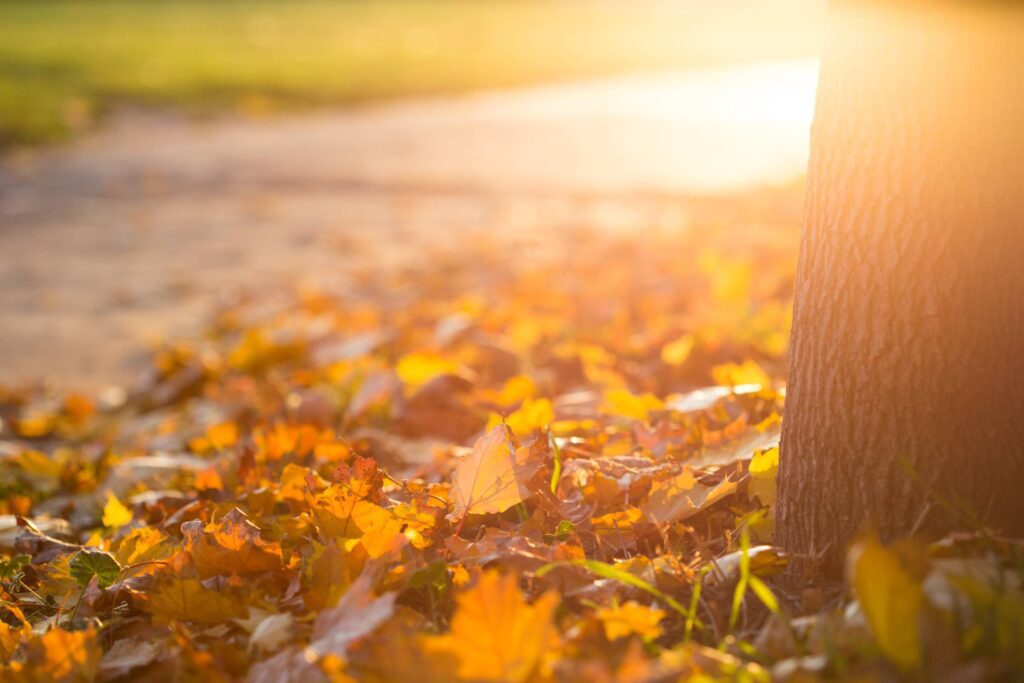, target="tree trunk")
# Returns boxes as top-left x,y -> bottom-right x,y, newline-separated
777,3 -> 1024,575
